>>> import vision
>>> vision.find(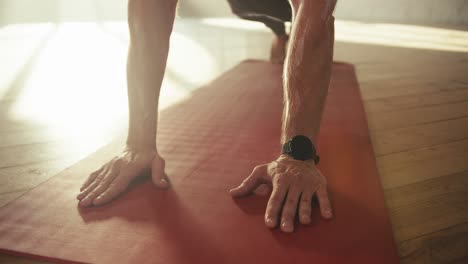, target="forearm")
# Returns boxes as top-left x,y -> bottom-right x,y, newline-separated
282,1 -> 335,143
126,0 -> 178,150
